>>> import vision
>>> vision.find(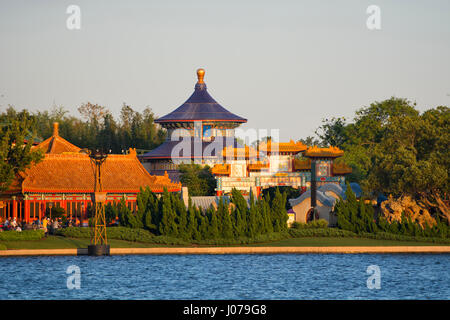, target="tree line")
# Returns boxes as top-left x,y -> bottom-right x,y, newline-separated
104,187 -> 289,241
335,185 -> 449,238
314,97 -> 449,198
2,103 -> 166,154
